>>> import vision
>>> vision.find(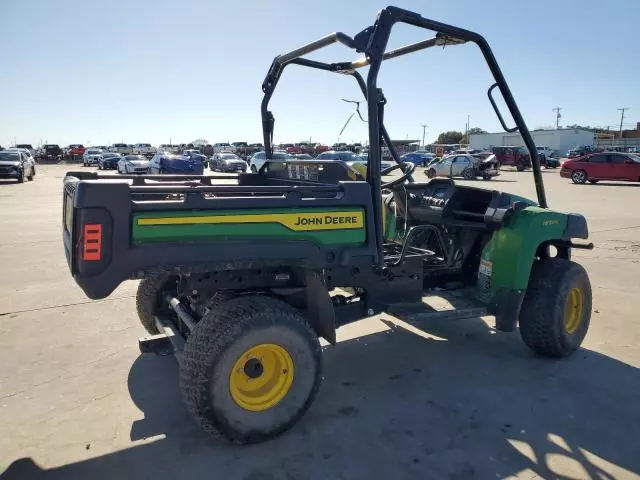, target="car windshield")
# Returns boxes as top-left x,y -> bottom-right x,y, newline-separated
220,154 -> 240,160
0,151 -> 20,161
114,144 -> 127,147
16,144 -> 32,149
139,144 -> 151,147
86,149 -> 102,154
125,155 -> 145,161
103,153 -> 119,158
628,154 -> 640,163
44,145 -> 60,149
